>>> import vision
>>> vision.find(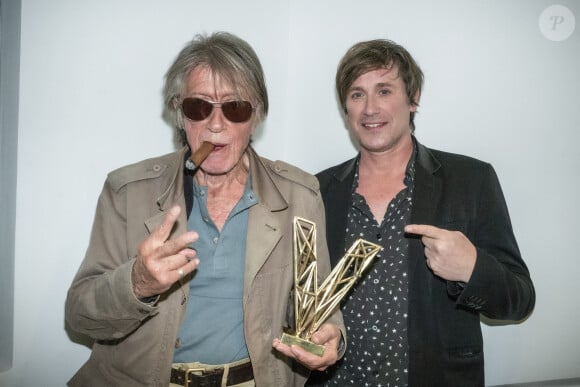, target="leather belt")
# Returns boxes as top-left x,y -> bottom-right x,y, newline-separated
170,361 -> 254,387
